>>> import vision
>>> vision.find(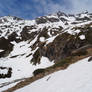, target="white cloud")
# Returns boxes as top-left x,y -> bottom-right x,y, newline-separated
68,0 -> 92,13
34,0 -> 92,14
34,0 -> 66,15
